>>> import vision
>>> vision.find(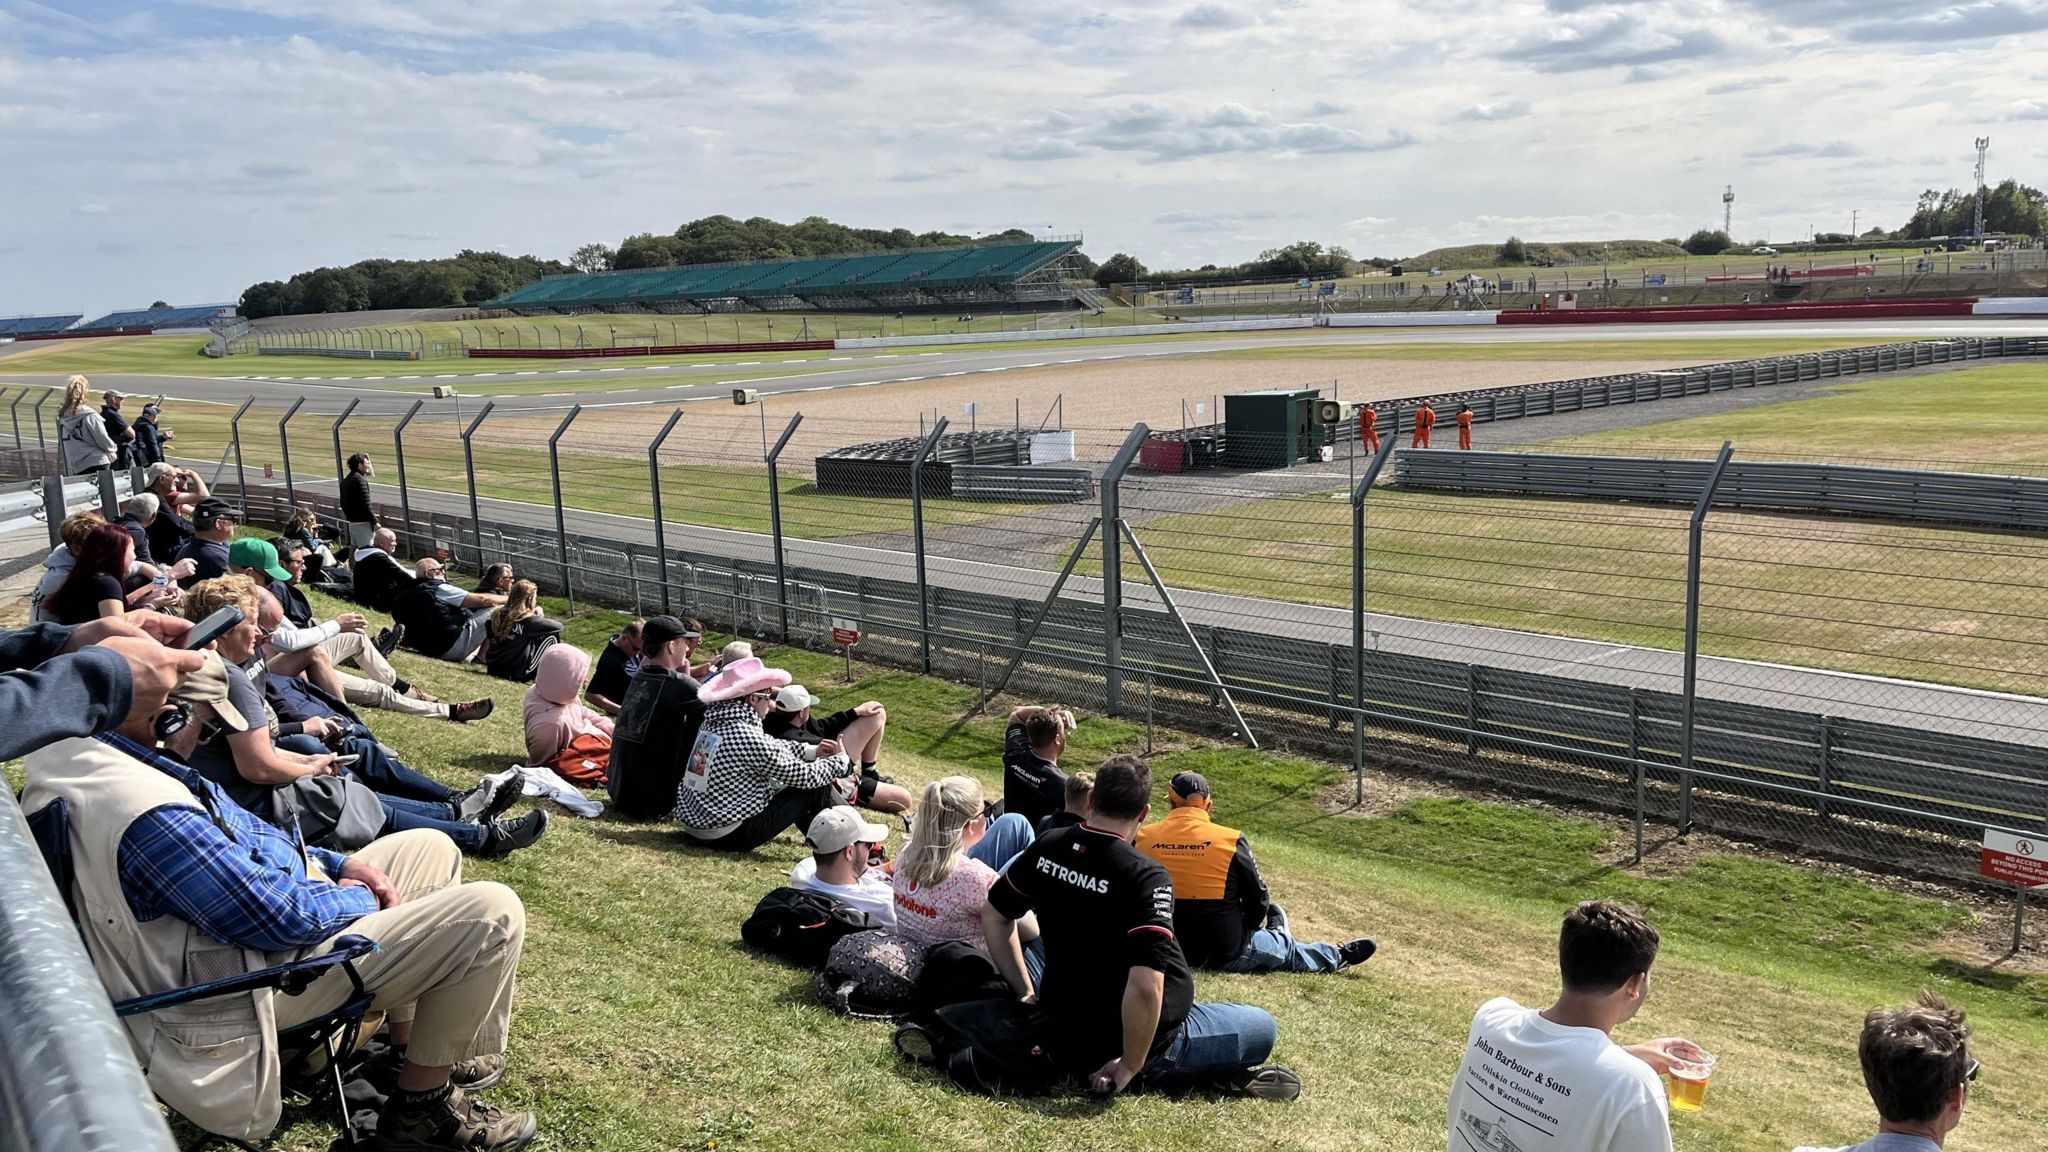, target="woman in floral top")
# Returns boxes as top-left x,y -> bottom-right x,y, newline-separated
891,776 -> 1040,961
